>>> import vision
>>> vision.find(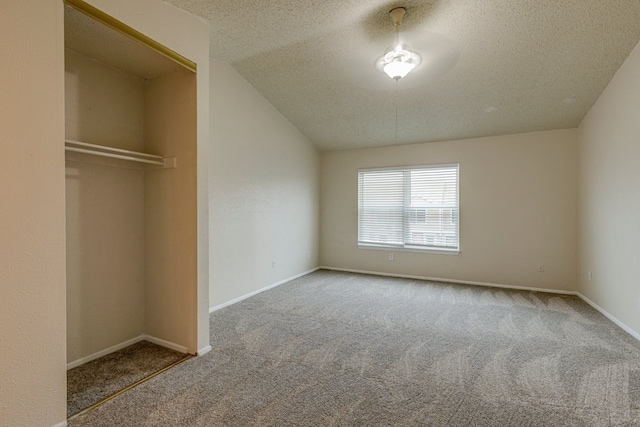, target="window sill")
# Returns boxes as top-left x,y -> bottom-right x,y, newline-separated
358,244 -> 460,256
